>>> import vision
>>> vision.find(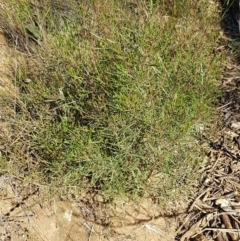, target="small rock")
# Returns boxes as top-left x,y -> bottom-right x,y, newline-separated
231,122 -> 240,129
94,194 -> 104,202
